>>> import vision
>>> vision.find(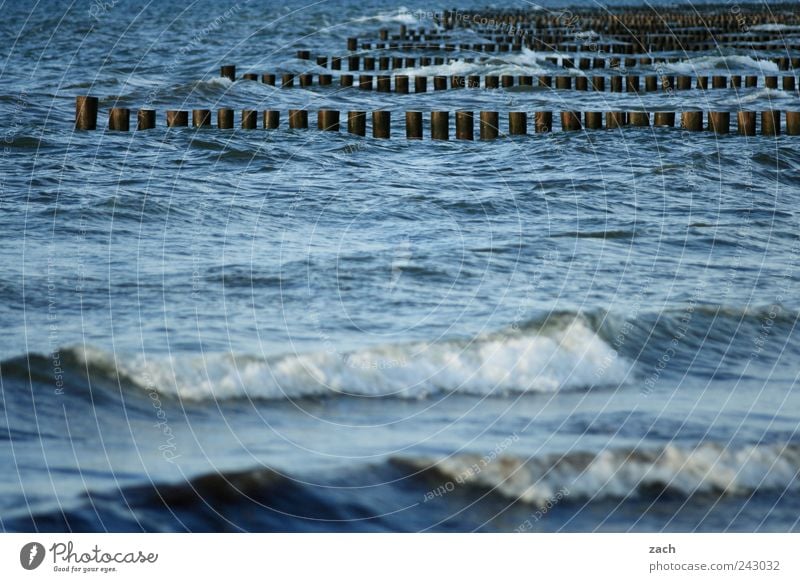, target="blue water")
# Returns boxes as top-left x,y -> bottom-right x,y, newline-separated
1,0 -> 800,532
